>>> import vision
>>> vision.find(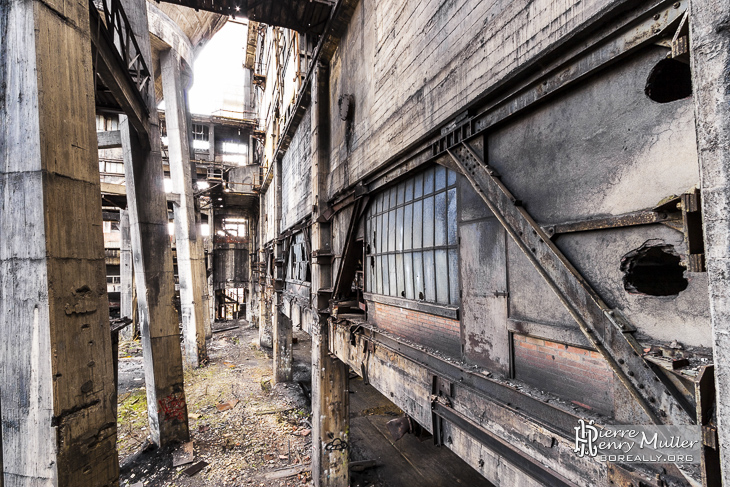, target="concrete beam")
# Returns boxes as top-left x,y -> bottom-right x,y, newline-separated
689,0 -> 730,482
97,130 -> 122,149
160,48 -> 208,367
0,0 -> 119,482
